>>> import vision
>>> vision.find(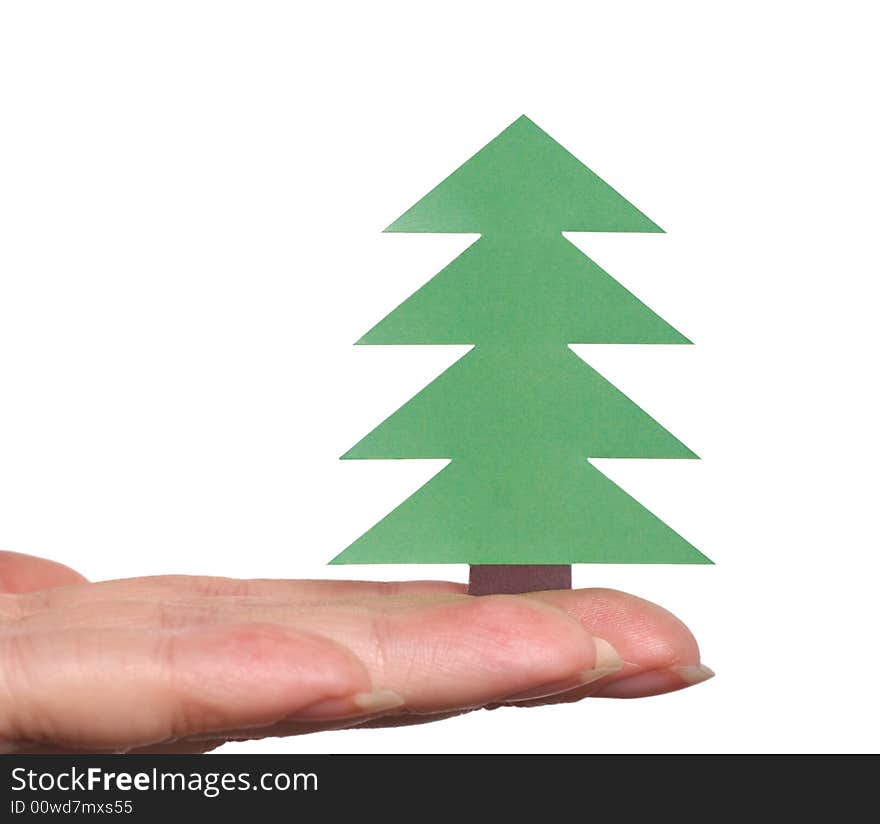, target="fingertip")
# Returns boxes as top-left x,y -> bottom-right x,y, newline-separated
589,663 -> 715,698
529,587 -> 703,668
521,587 -> 710,700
